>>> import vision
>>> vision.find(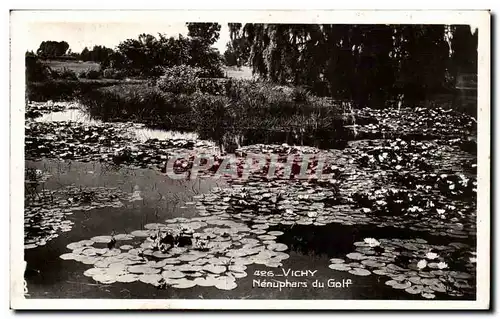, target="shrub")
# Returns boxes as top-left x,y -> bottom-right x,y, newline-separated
102,68 -> 126,80
80,84 -> 193,125
78,68 -> 102,79
156,65 -> 200,95
50,67 -> 78,81
25,55 -> 51,82
197,78 -> 227,95
26,79 -> 131,102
